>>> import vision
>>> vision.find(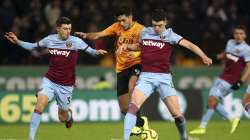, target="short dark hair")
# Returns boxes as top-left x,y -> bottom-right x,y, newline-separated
56,17 -> 72,27
233,25 -> 247,33
152,9 -> 166,22
115,6 -> 132,17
